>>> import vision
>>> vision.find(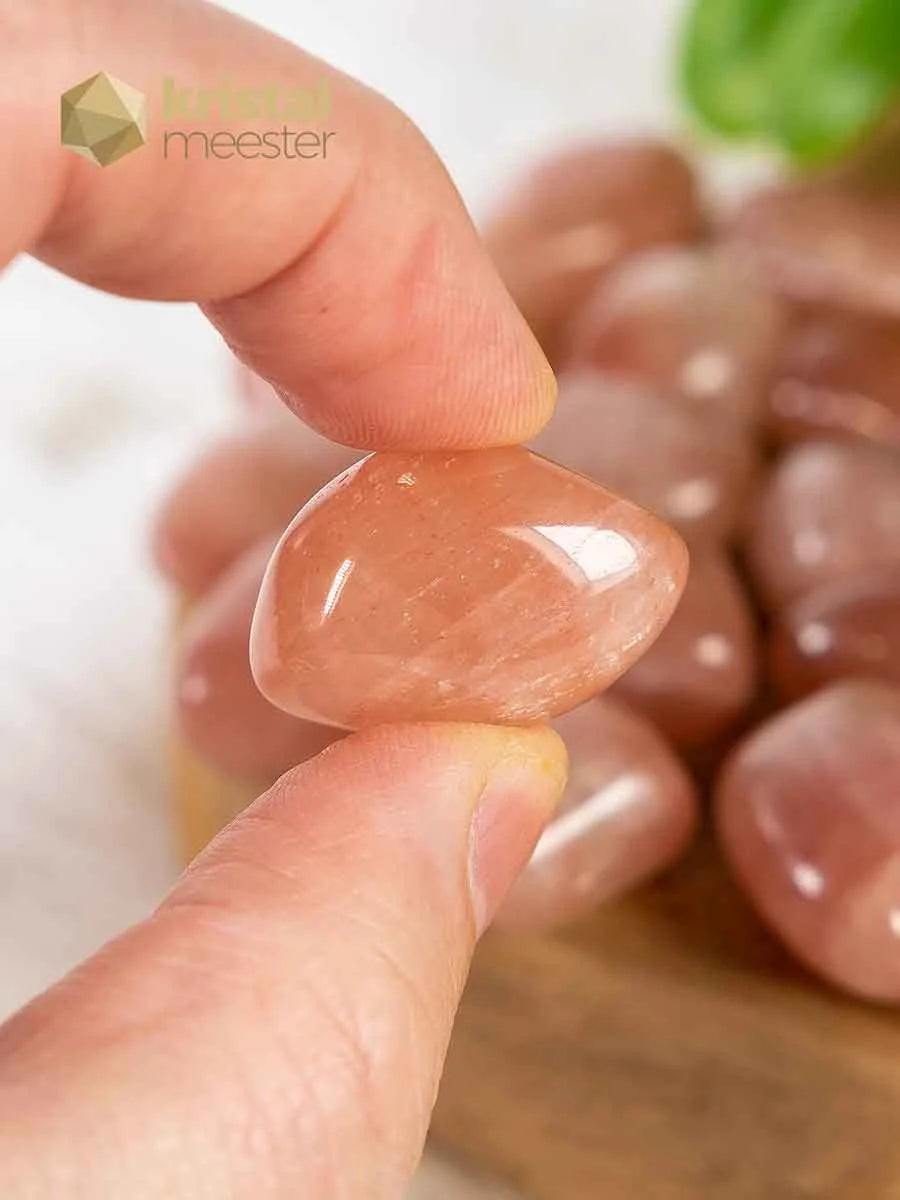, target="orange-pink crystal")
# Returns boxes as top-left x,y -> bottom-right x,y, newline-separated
251,448 -> 688,729
717,680 -> 900,1002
